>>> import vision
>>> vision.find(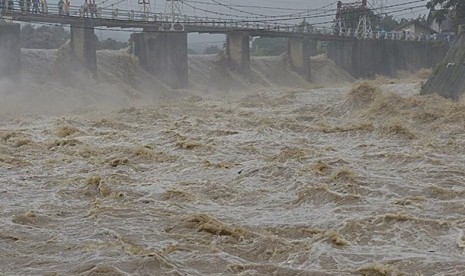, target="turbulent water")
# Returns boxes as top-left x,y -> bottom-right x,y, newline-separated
1,49 -> 465,276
